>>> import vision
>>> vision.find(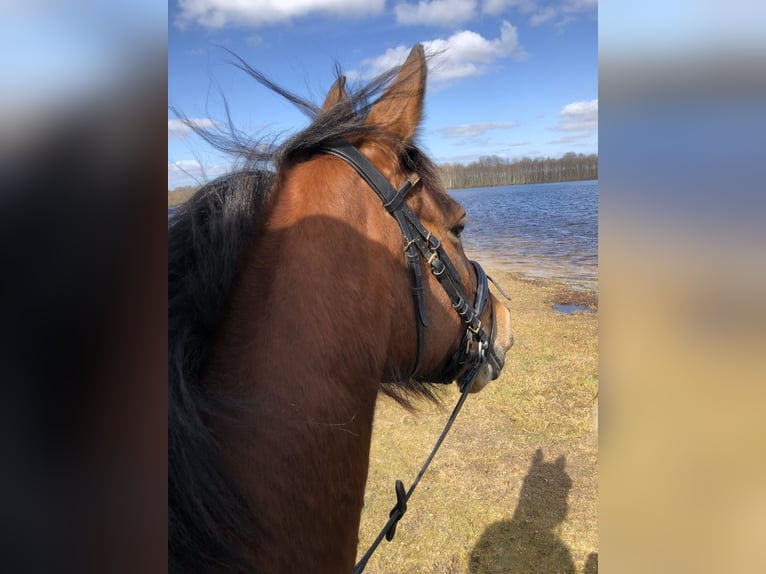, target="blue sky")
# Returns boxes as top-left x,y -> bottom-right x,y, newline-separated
168,0 -> 597,189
